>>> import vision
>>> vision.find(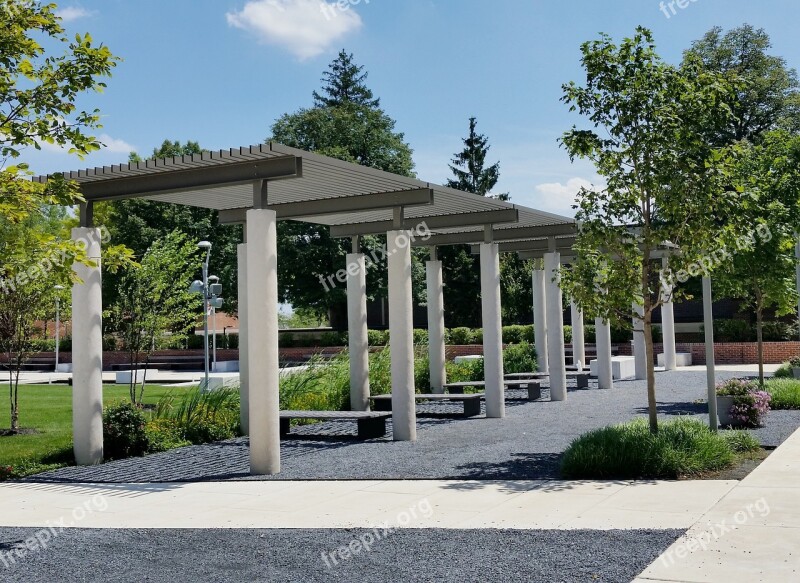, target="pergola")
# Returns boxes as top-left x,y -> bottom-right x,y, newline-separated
37,142 -> 615,475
